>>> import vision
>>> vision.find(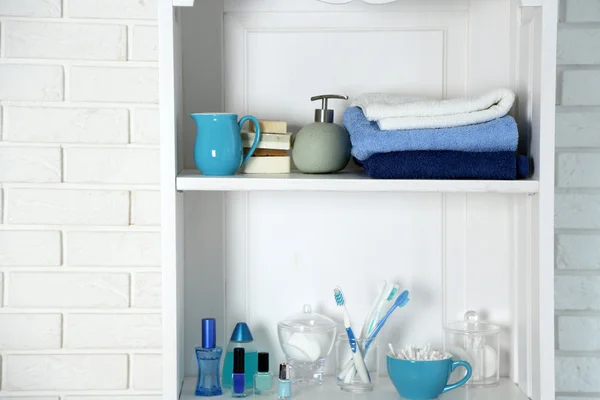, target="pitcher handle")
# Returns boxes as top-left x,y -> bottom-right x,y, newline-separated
441,360 -> 472,394
239,116 -> 261,167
